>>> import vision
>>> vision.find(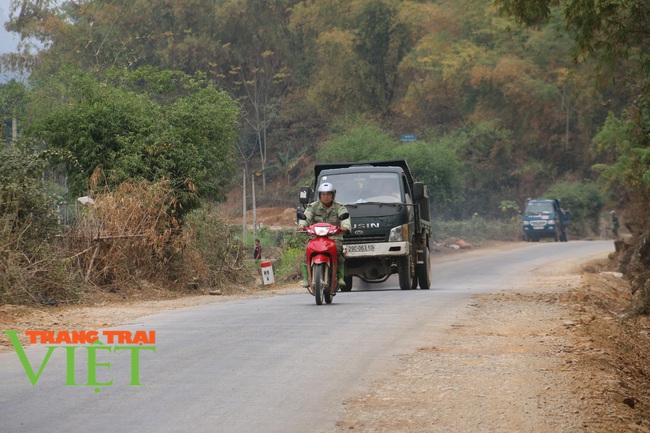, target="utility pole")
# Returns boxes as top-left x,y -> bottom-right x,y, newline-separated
252,174 -> 257,241
242,168 -> 247,245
